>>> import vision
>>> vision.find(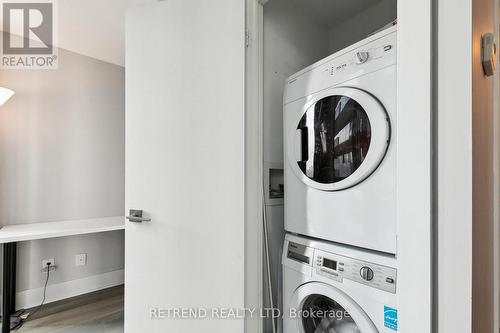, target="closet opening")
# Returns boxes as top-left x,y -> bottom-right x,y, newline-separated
254,0 -> 397,332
